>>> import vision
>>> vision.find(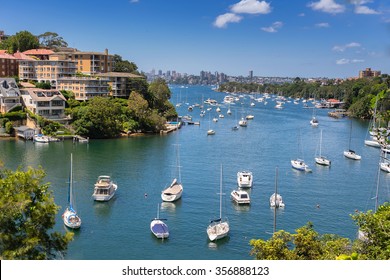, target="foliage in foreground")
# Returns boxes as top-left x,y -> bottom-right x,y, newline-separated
250,203 -> 390,260
0,165 -> 73,259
